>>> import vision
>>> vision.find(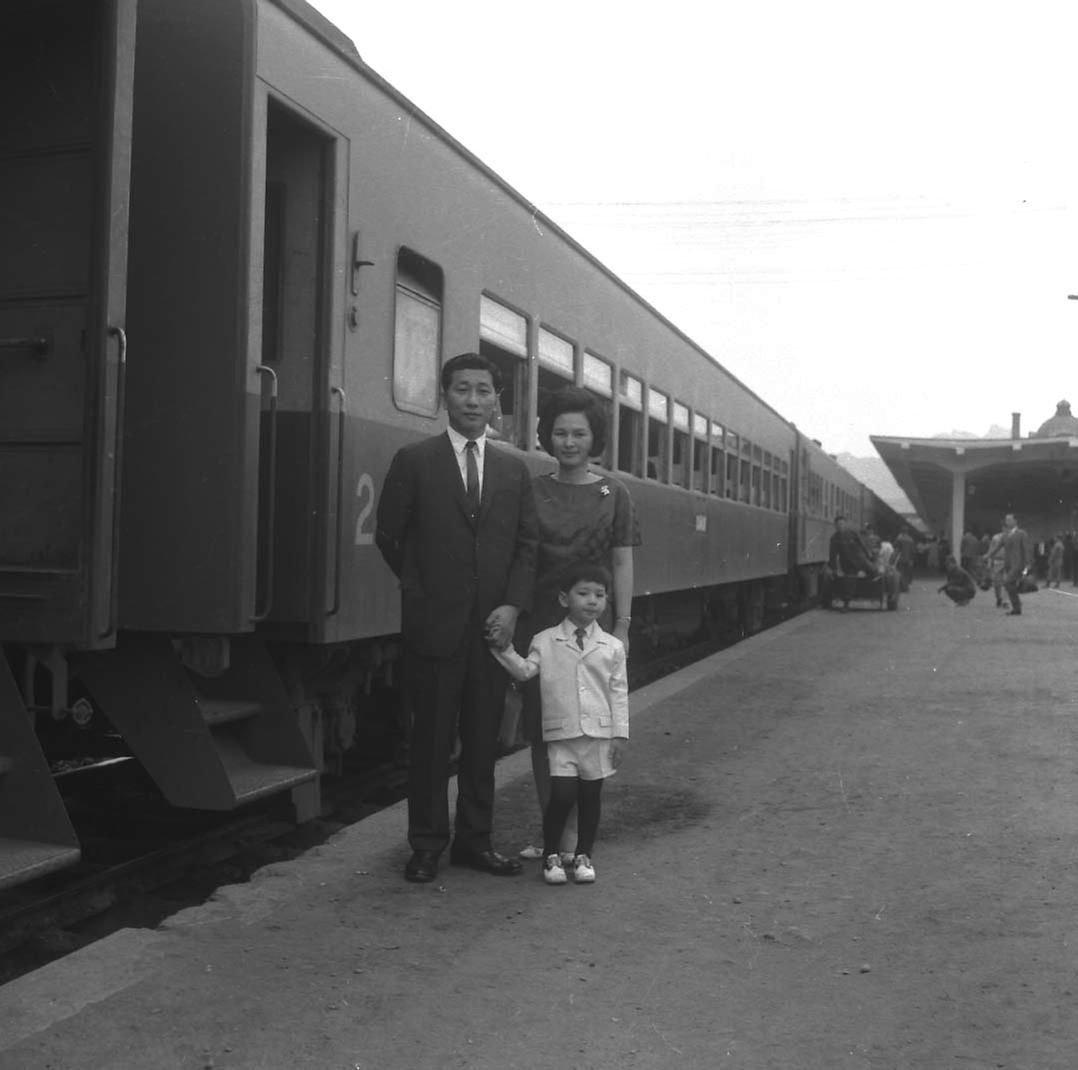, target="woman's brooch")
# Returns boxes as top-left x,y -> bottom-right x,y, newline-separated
599,483 -> 611,497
